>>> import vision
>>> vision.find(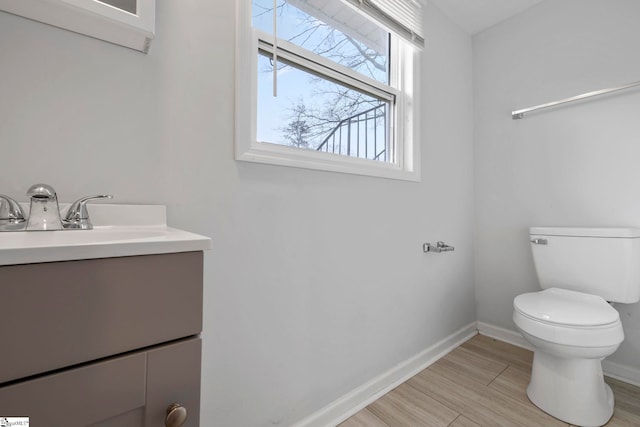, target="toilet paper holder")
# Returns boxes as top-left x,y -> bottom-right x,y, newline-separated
423,241 -> 455,253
